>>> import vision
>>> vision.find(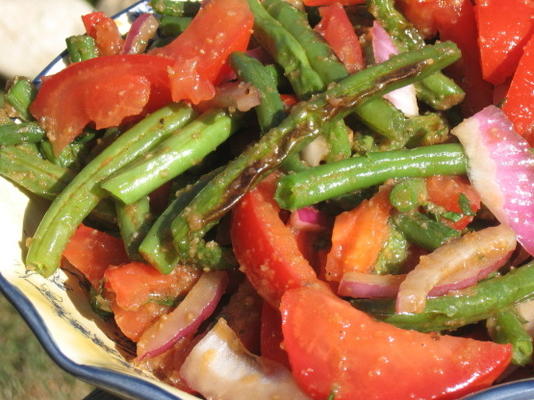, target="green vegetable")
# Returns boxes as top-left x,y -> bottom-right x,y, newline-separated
170,41 -> 462,268
275,143 -> 467,210
389,178 -> 427,212
66,35 -> 99,63
352,262 -> 534,332
393,211 -> 460,250
115,197 -> 154,260
367,0 -> 465,110
5,77 -> 36,121
230,52 -> 287,133
158,15 -> 192,37
149,0 -> 201,16
488,309 -> 533,366
102,109 -> 237,204
26,103 -> 195,277
247,0 -> 325,99
0,123 -> 45,146
373,222 -> 409,275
